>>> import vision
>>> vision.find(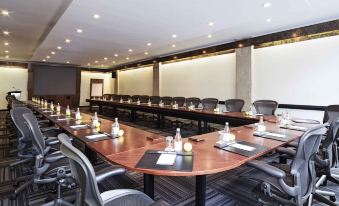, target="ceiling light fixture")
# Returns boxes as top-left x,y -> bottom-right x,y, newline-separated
172,34 -> 177,38
93,14 -> 100,19
104,57 -> 108,60
266,18 -> 272,22
5,55 -> 9,59
3,30 -> 9,35
95,60 -> 98,63
66,61 -> 70,64
144,52 -> 148,55
46,55 -> 50,59
87,63 -> 91,66
51,51 -> 55,55
208,22 -> 214,26
4,50 -> 9,53
76,28 -> 83,33
126,57 -> 129,60
42,59 -> 46,62
57,46 -> 62,50
238,43 -> 243,48
4,42 -> 9,46
263,3 -> 271,8
1,10 -> 9,16
147,42 -> 152,46
128,49 -> 133,52
65,39 -> 71,43
112,61 -> 115,64
207,34 -> 212,38
172,44 -> 176,48
114,53 -> 118,57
